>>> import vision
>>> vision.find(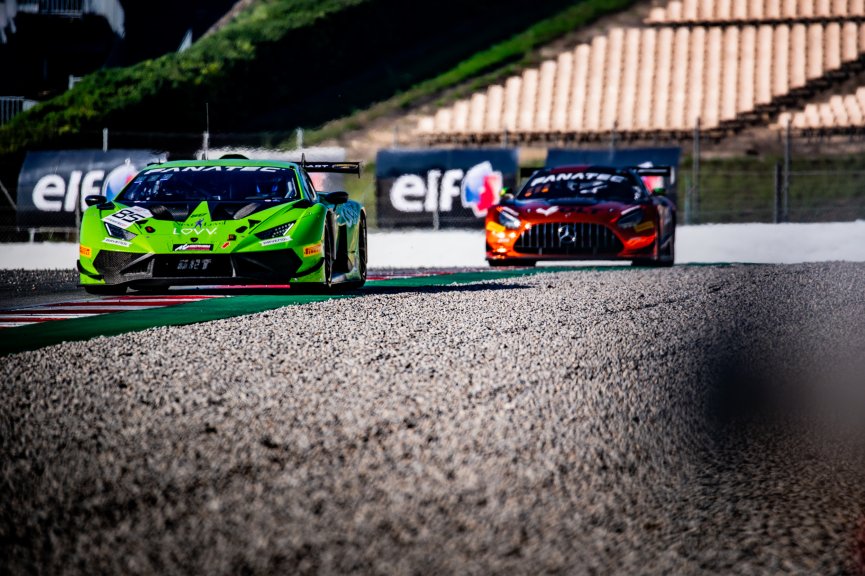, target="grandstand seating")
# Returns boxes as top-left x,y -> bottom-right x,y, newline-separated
646,0 -> 865,24
418,0 -> 865,142
777,86 -> 865,128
